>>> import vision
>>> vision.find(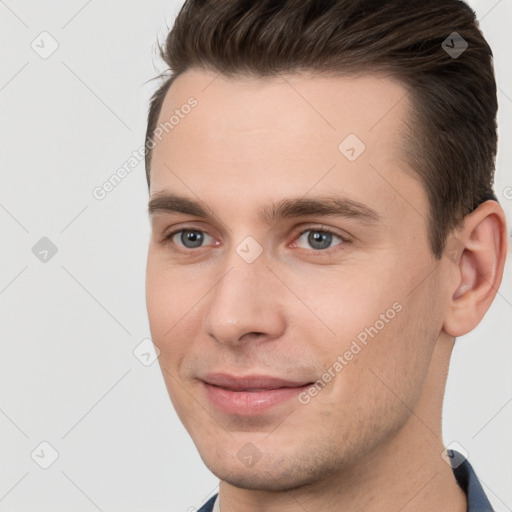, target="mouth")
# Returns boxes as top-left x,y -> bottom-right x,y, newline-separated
200,373 -> 315,416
